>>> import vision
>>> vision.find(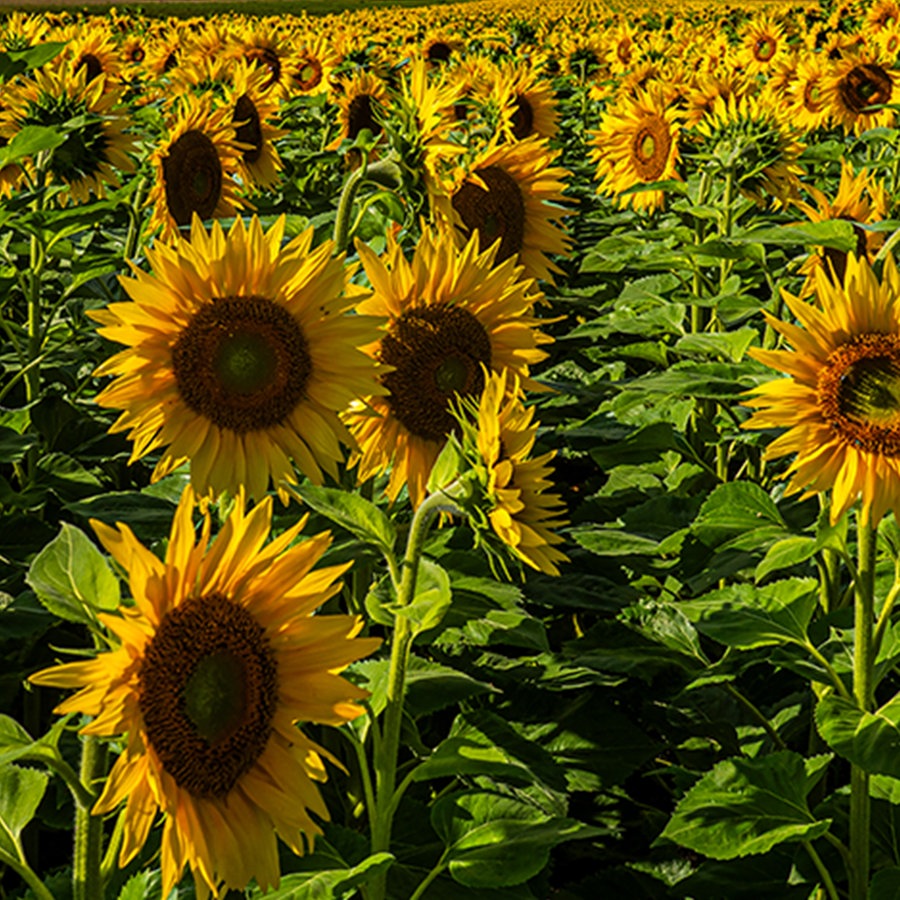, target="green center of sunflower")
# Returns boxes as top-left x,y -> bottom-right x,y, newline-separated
819,334 -> 900,456
631,117 -> 670,181
839,63 -> 893,114
451,166 -> 526,263
294,59 -> 322,91
22,92 -> 109,184
755,36 -> 776,61
379,304 -> 492,442
172,295 -> 312,433
183,651 -> 246,743
139,592 -> 277,799
162,129 -> 223,227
